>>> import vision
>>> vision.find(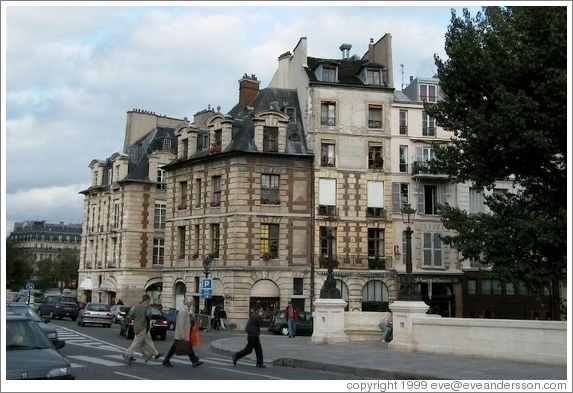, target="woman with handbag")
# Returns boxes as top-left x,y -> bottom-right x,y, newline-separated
162,296 -> 204,368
